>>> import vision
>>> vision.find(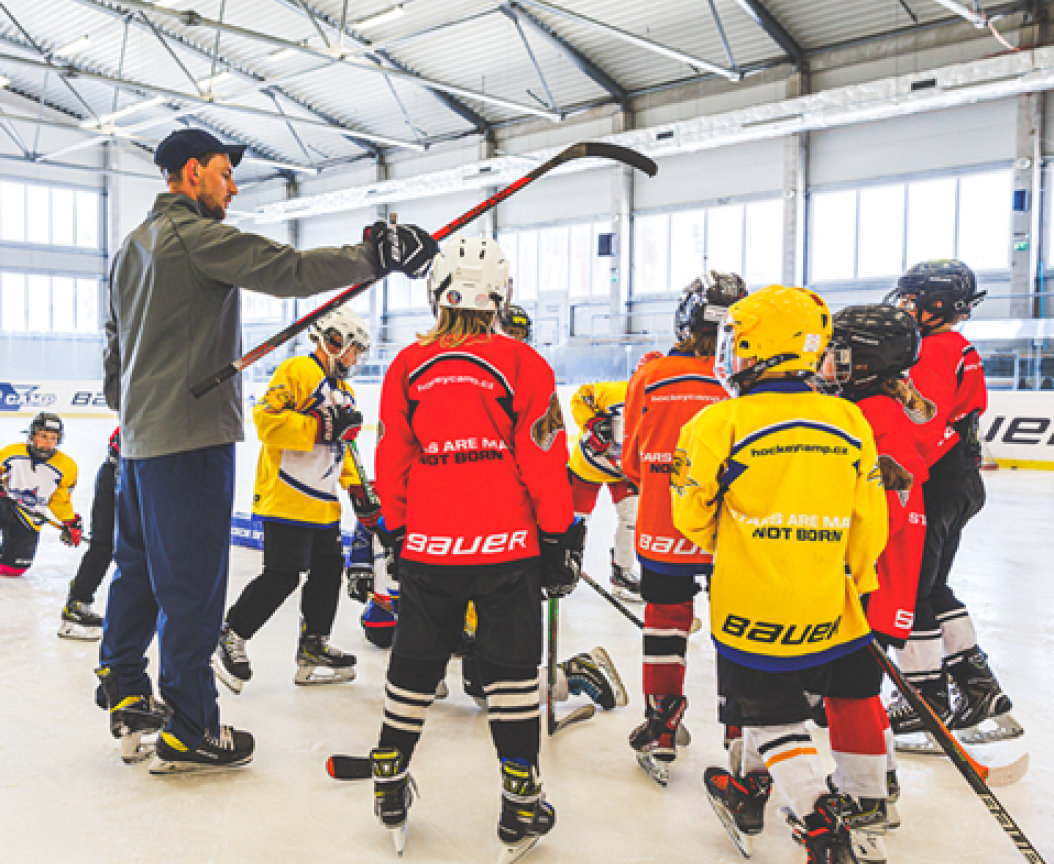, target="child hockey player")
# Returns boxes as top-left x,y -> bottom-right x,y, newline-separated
0,412 -> 82,577
671,285 -> 888,864
568,377 -> 641,601
885,259 -> 1021,746
59,426 -> 120,640
368,236 -> 584,862
500,303 -> 532,342
212,305 -> 372,693
621,272 -> 746,786
818,304 -> 930,859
